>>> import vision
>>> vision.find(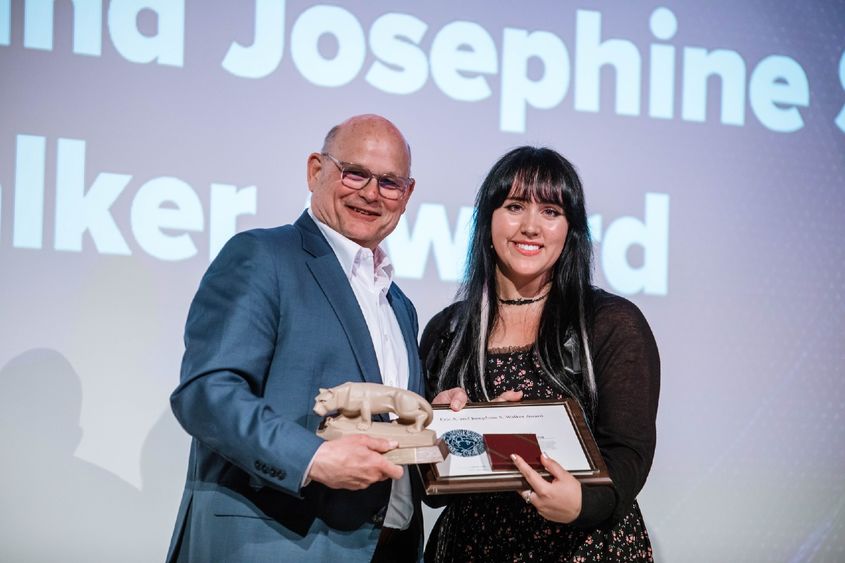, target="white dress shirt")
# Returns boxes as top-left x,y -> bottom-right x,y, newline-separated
308,209 -> 414,529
